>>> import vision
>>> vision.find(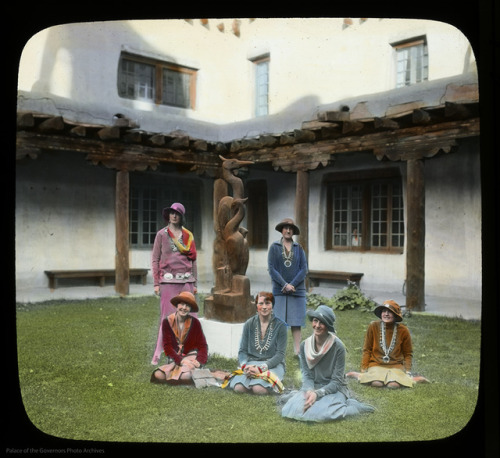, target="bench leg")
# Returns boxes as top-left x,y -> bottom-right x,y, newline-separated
99,276 -> 105,287
48,277 -> 56,290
